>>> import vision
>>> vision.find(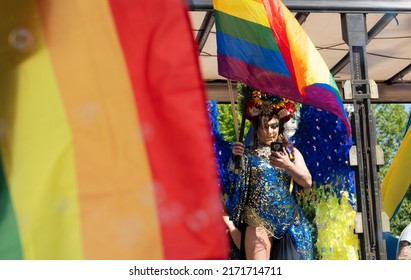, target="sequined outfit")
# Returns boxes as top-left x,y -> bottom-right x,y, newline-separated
224,144 -> 313,260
